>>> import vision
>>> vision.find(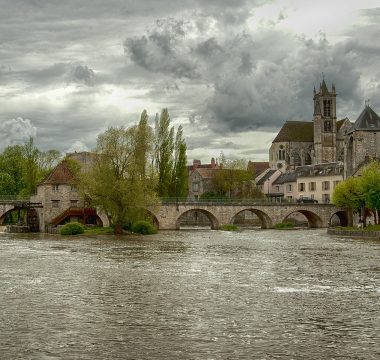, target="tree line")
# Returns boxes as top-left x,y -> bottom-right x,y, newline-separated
0,138 -> 60,197
332,161 -> 380,226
